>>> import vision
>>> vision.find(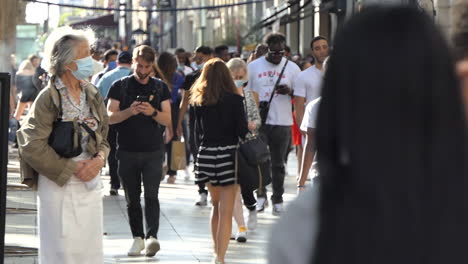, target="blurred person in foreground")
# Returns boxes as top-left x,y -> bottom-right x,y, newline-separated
190,58 -> 248,264
453,0 -> 468,114
269,6 -> 468,264
17,27 -> 109,263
